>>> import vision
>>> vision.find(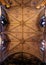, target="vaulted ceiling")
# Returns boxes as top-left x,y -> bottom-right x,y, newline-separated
0,0 -> 46,65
